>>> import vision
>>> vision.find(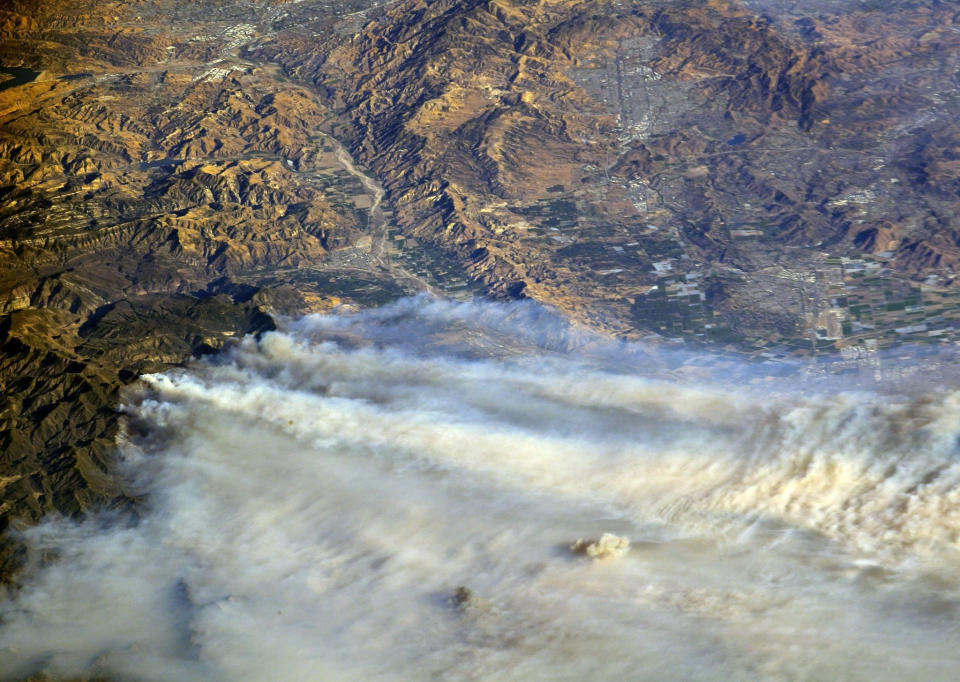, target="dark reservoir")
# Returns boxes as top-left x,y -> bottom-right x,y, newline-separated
0,65 -> 40,92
